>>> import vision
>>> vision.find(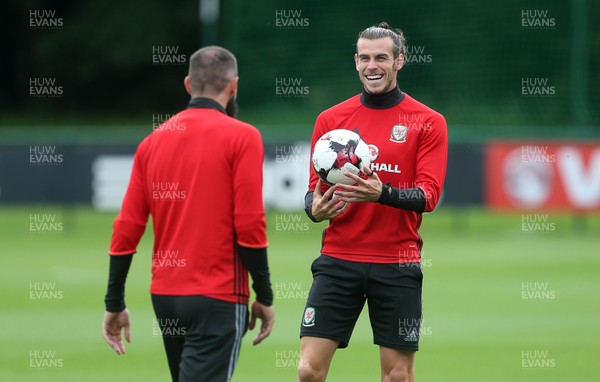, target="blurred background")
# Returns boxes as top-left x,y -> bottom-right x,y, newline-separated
1,0 -> 599,381
1,0 -> 599,208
